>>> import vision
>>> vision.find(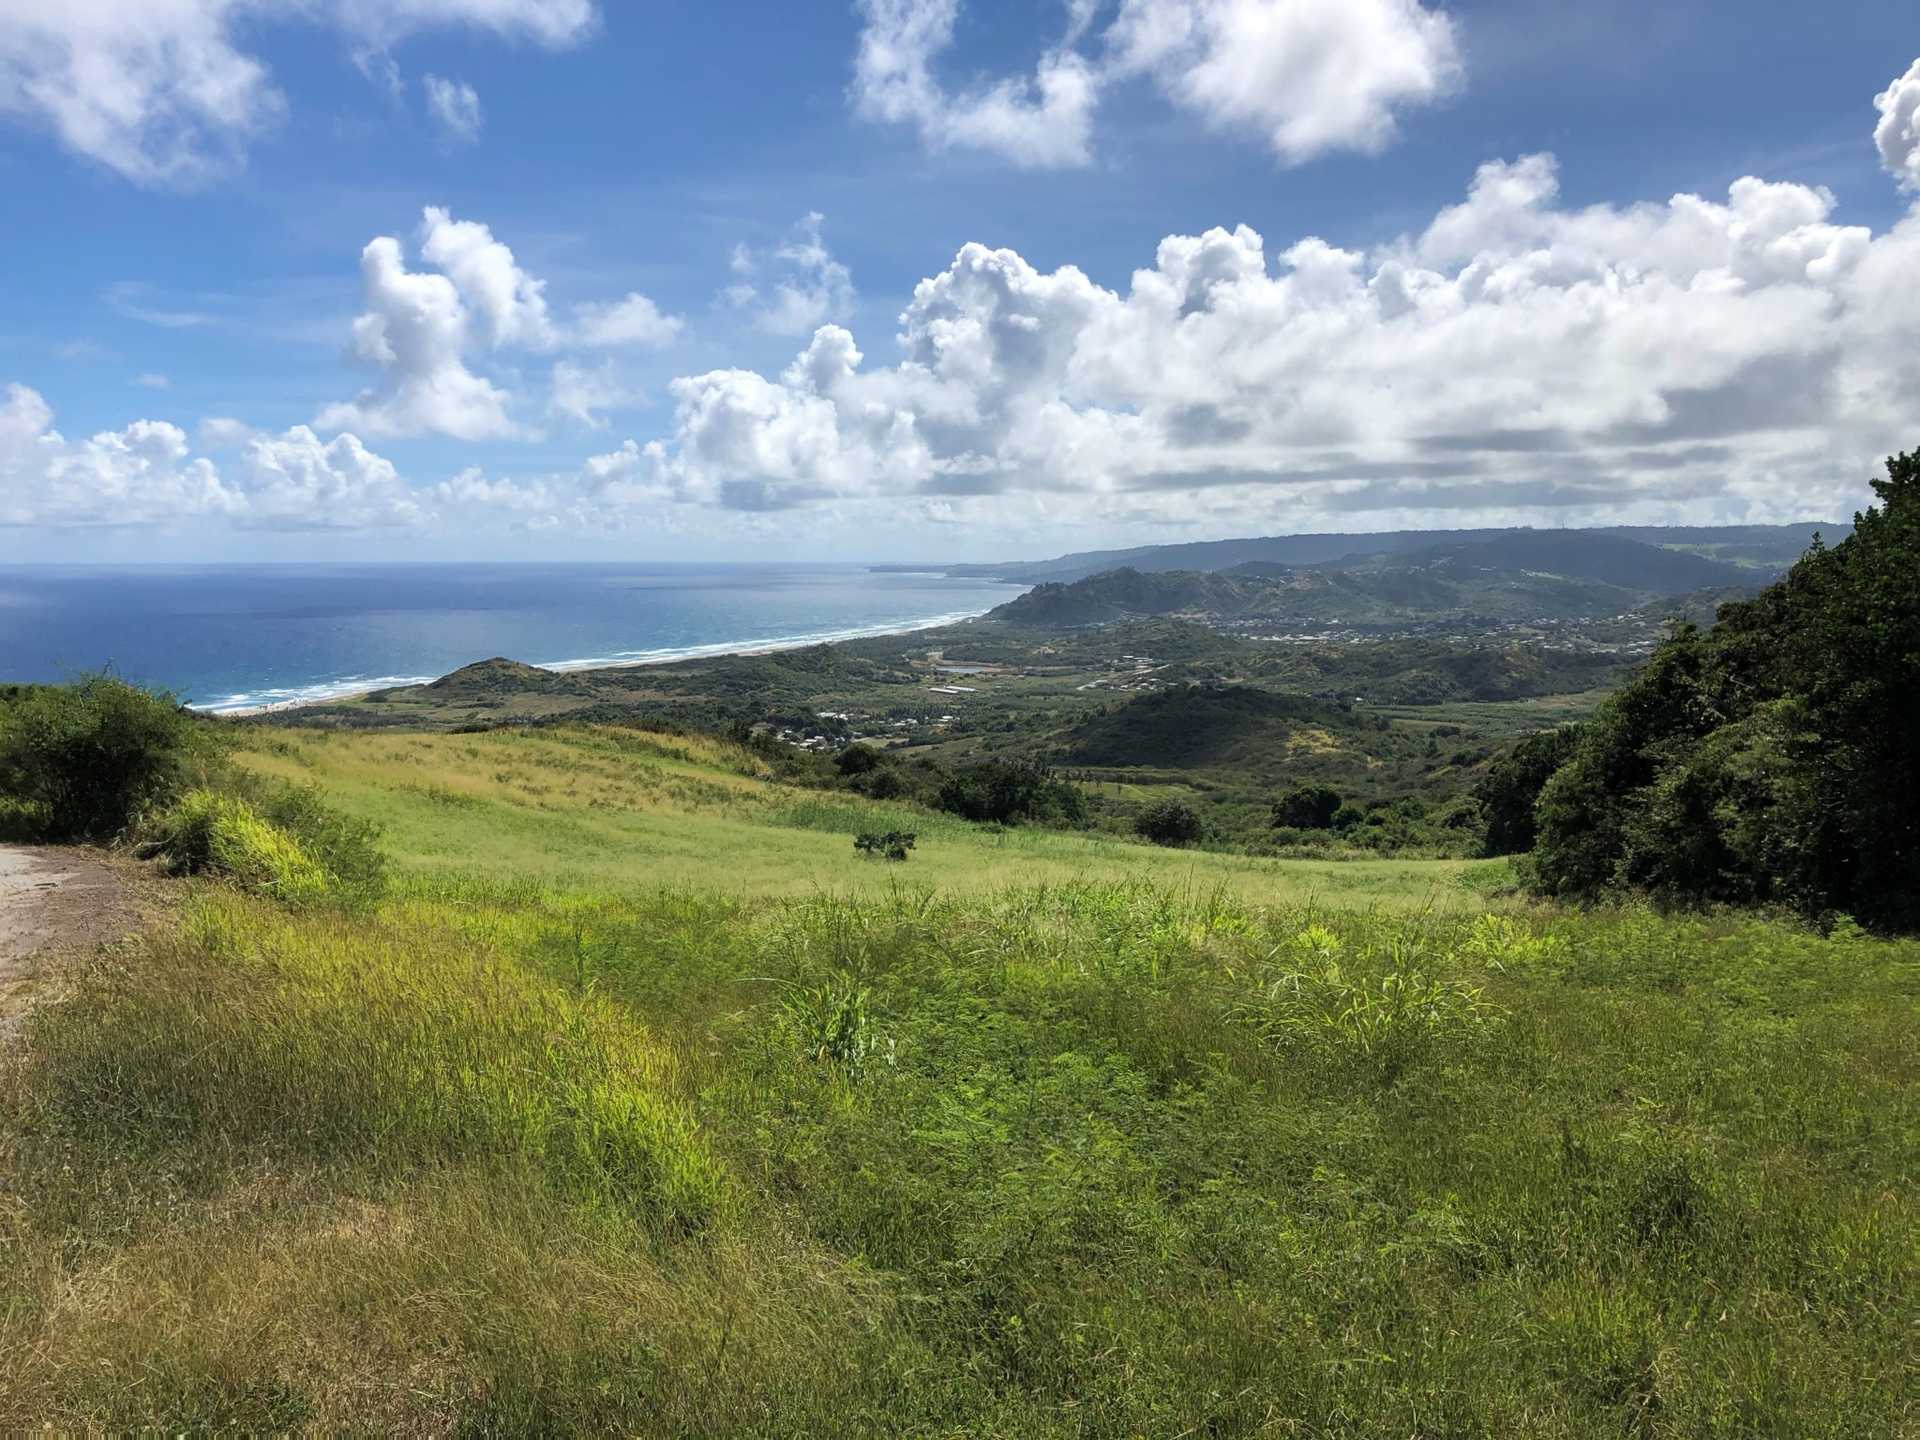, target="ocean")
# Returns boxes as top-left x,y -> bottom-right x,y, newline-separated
0,564 -> 1023,713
